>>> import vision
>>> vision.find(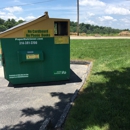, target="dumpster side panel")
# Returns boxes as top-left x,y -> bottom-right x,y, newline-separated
53,43 -> 70,80
1,37 -> 70,84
